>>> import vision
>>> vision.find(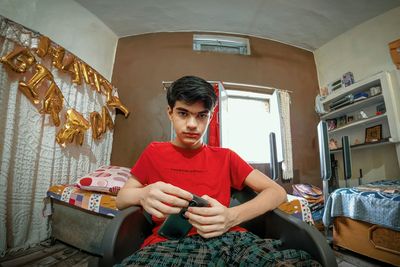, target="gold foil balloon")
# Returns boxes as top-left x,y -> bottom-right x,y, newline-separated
0,46 -> 36,73
80,61 -> 90,85
35,36 -> 50,57
67,58 -> 81,85
107,96 -> 130,118
41,82 -> 64,126
100,77 -> 113,101
50,46 -> 66,70
56,109 -> 89,146
92,71 -> 101,93
86,68 -> 96,87
19,64 -> 53,105
90,111 -> 103,140
102,106 -> 114,131
90,106 -> 114,140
